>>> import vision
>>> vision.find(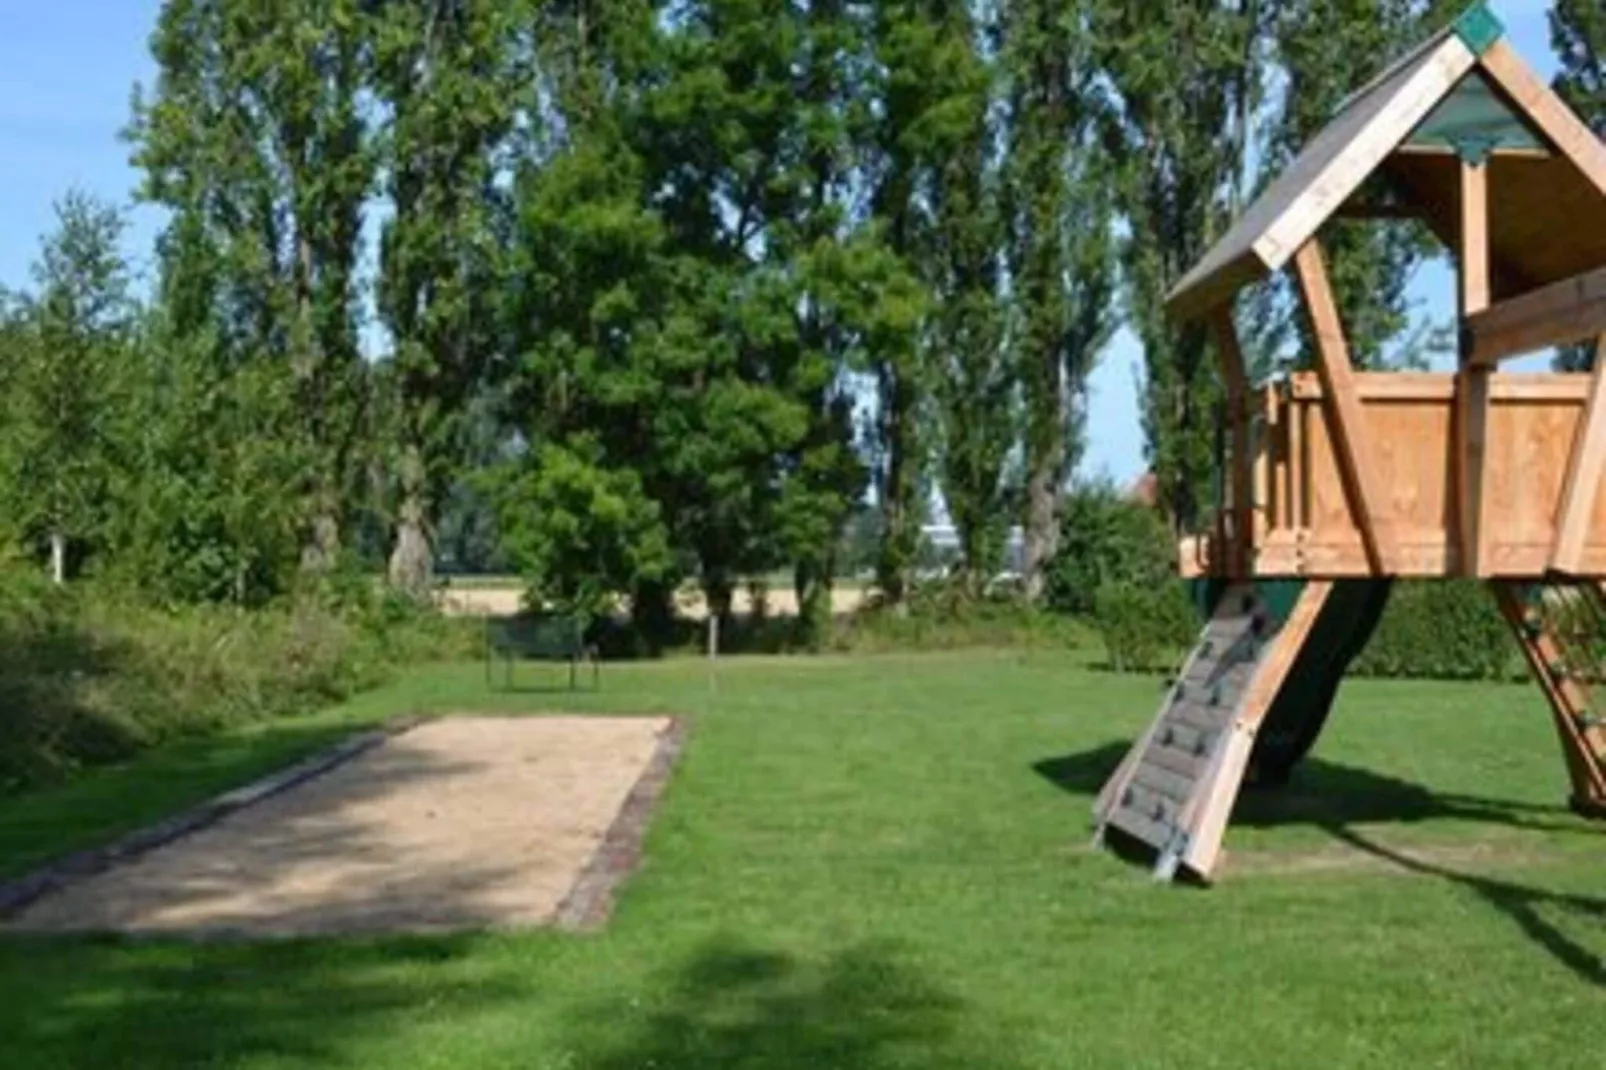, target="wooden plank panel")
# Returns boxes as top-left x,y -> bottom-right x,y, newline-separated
1292,240 -> 1399,573
1146,744 -> 1209,779
1464,264 -> 1606,365
1287,371 -> 1593,402
1168,703 -> 1234,734
1484,394 -> 1575,549
1122,783 -> 1185,828
1107,806 -> 1174,853
1550,337 -> 1606,573
1131,761 -> 1197,804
